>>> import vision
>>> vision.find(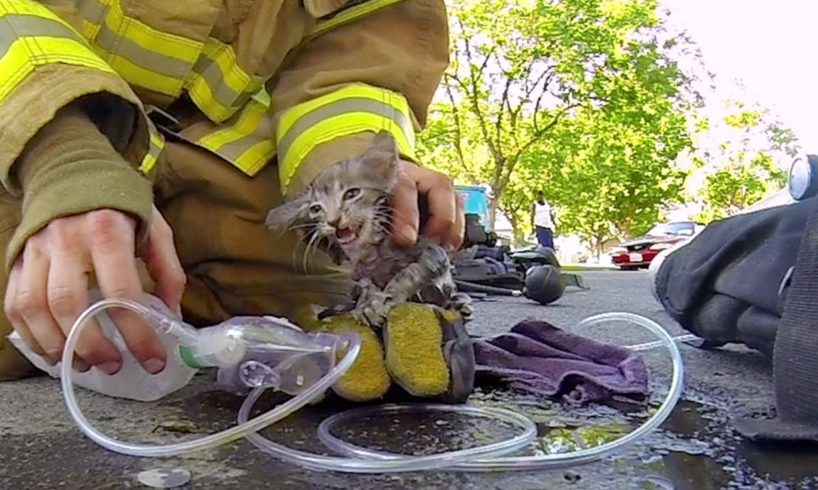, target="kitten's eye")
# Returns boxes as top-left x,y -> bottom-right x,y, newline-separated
343,188 -> 361,200
309,204 -> 322,214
